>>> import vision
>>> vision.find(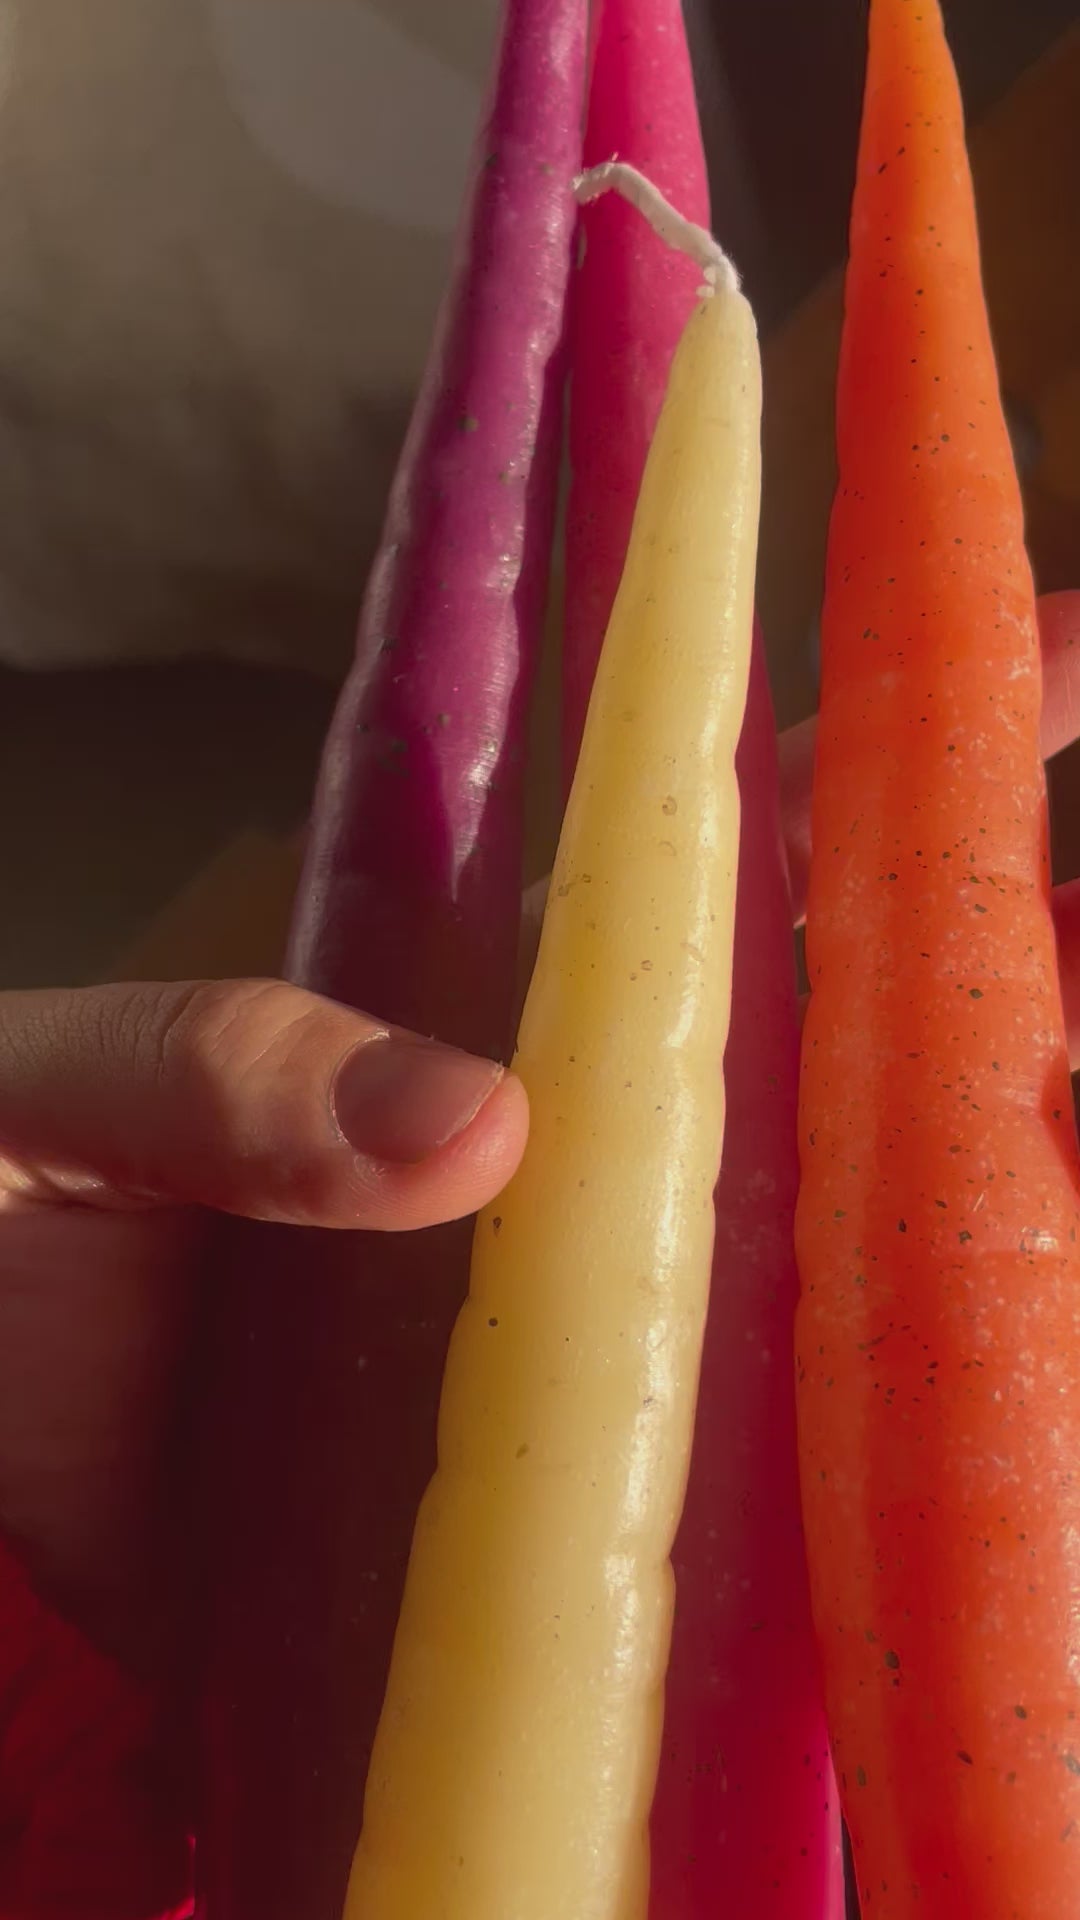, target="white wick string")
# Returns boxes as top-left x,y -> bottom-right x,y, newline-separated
573,159 -> 740,297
